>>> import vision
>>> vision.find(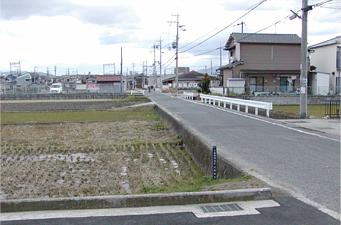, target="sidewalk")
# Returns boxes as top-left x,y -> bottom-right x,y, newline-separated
279,119 -> 340,139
